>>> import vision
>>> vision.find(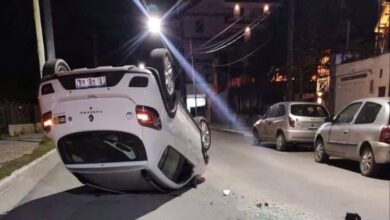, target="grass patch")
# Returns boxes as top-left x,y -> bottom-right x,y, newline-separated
0,137 -> 55,180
